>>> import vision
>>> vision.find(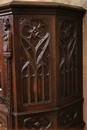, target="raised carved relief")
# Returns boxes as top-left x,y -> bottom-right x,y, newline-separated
3,17 -> 12,129
0,113 -> 7,130
24,116 -> 51,130
59,107 -> 77,126
3,18 -> 12,53
0,96 -> 6,104
20,18 -> 51,104
0,19 -> 6,104
59,20 -> 77,98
